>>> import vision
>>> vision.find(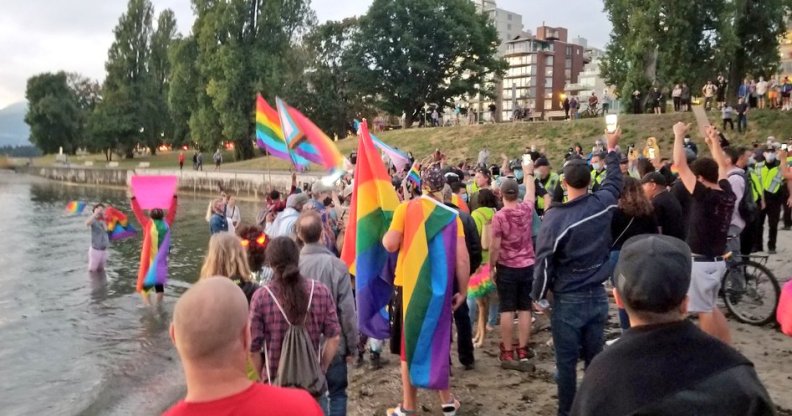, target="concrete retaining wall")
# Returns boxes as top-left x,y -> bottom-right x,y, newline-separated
19,166 -> 321,199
